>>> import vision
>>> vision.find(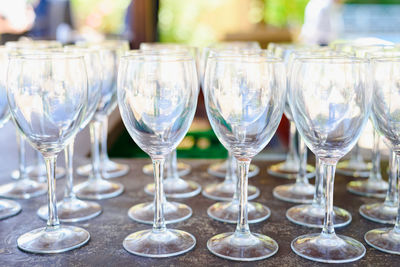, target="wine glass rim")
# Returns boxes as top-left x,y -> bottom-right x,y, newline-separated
121,53 -> 194,62
294,56 -> 367,64
125,49 -> 193,56
207,53 -> 282,63
370,56 -> 400,62
8,52 -> 85,60
140,42 -> 198,50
